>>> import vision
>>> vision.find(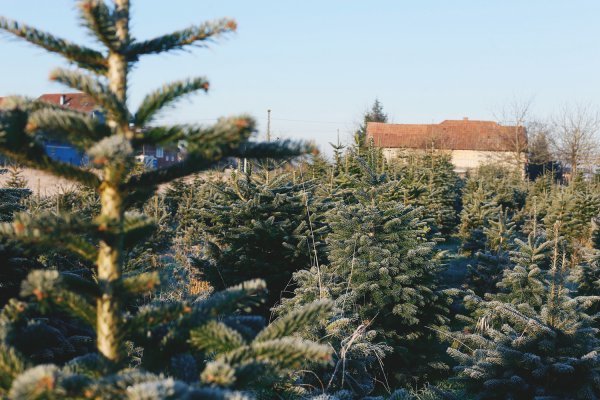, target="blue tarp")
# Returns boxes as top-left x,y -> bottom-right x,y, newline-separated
44,141 -> 87,166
